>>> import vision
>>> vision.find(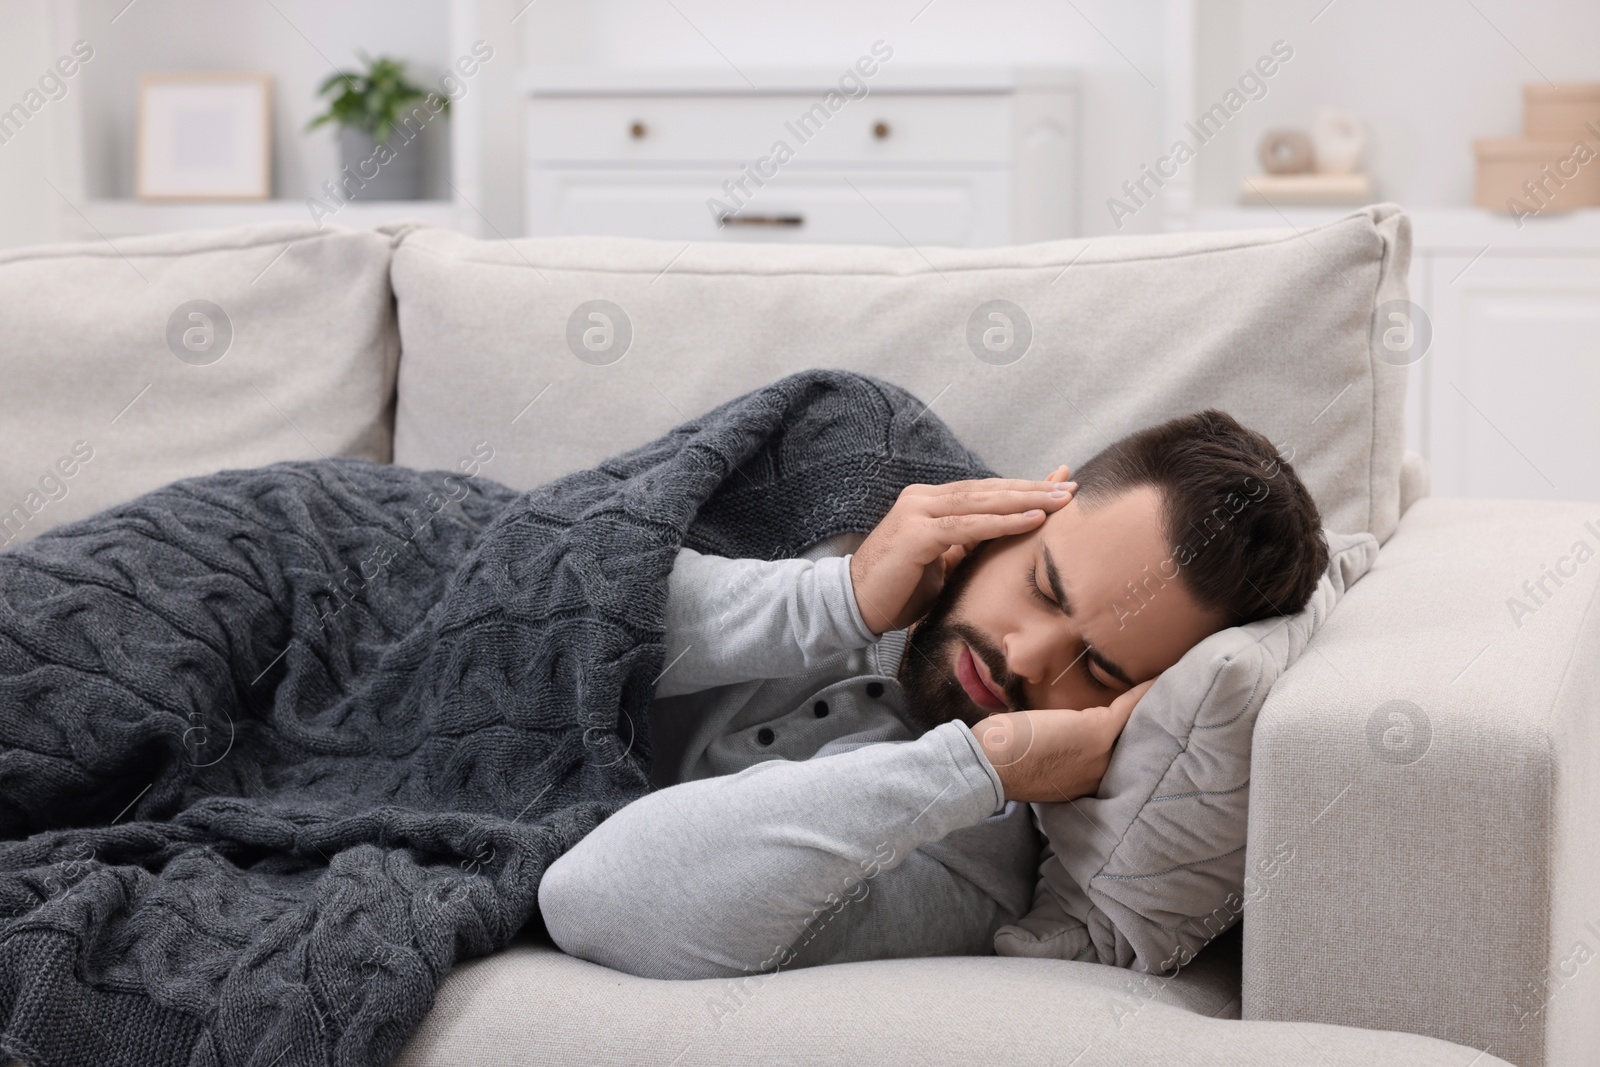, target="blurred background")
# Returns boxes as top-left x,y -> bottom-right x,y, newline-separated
0,0 -> 1597,500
